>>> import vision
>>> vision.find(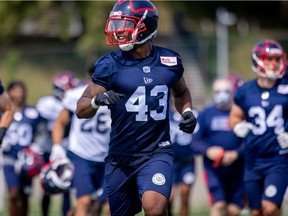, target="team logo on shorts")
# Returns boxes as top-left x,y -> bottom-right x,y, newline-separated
152,173 -> 166,185
265,185 -> 277,197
